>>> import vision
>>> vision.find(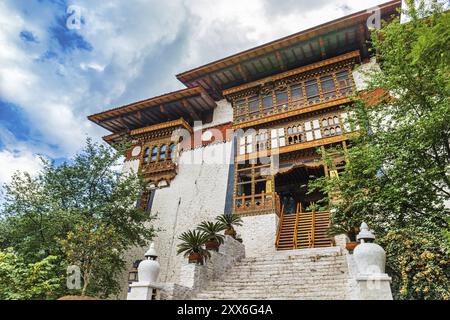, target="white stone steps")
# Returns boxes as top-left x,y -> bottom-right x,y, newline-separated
196,288 -> 347,295
209,275 -> 347,282
234,258 -> 344,266
224,267 -> 347,275
206,280 -> 347,288
190,247 -> 349,300
194,293 -> 347,300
